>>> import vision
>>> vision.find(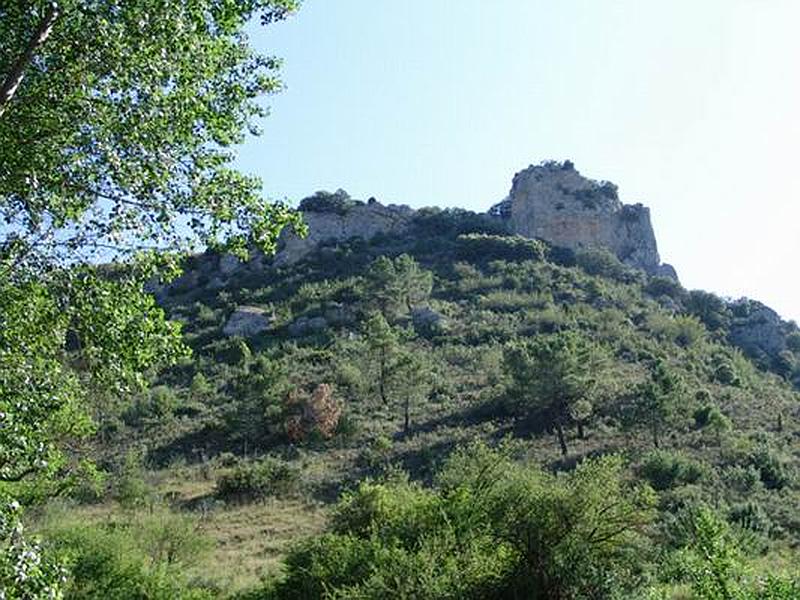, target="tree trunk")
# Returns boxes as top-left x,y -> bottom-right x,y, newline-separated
378,353 -> 387,404
652,424 -> 659,449
403,396 -> 410,436
0,2 -> 60,118
577,421 -> 585,440
555,421 -> 568,456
